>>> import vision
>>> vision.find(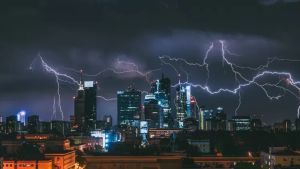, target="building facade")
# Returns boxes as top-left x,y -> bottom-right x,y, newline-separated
117,87 -> 141,126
